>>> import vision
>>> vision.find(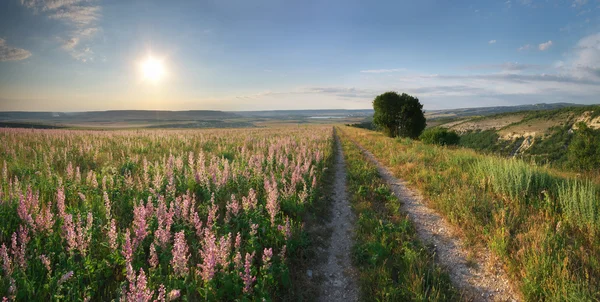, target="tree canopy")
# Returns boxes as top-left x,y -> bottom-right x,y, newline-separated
372,92 -> 426,138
